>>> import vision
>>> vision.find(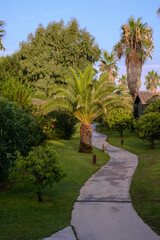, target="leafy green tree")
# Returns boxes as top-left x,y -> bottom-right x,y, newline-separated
134,112 -> 160,149
144,70 -> 160,92
114,16 -> 154,97
0,20 -> 5,50
11,146 -> 66,201
0,77 -> 33,112
99,50 -> 119,82
103,107 -> 133,138
0,54 -> 21,84
42,66 -> 132,153
19,19 -> 101,98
